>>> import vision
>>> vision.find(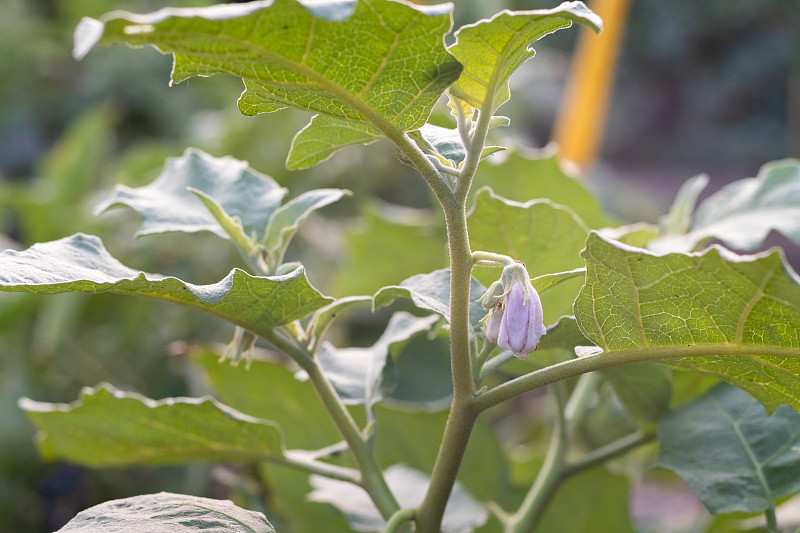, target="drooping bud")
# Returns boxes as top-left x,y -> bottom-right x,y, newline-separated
482,261 -> 546,359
